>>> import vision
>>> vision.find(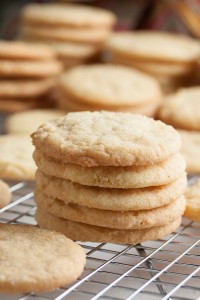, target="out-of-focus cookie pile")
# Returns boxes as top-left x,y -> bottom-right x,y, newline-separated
20,3 -> 116,68
0,41 -> 62,112
57,64 -> 162,115
0,1 -> 200,295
